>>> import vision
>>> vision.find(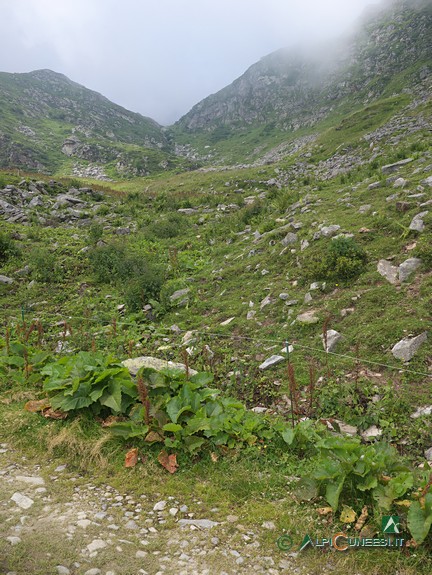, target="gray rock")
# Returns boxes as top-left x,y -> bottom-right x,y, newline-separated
84,570 -> 101,575
393,178 -> 407,188
411,405 -> 432,419
314,225 -> 340,240
11,492 -> 34,509
422,175 -> 432,188
359,204 -> 372,214
178,519 -> 219,529
260,295 -> 273,310
399,258 -> 422,282
122,357 -> 197,376
334,421 -> 358,436
425,447 -> 432,461
86,539 -> 107,553
259,355 -> 285,370
381,158 -> 413,174
300,239 -> 309,251
304,292 -> 313,303
28,196 -> 44,208
296,310 -> 319,324
281,232 -> 298,246
177,208 -> 198,215
246,310 -> 256,320
56,567 -> 71,575
361,425 -> 383,441
114,228 -> 131,235
377,260 -> 398,284
279,293 -> 290,300
153,500 -> 167,511
16,475 -> 45,486
6,537 -> 21,546
391,332 -> 427,362
409,211 -> 428,232
368,181 -> 381,190
321,330 -> 343,353
169,288 -> 190,303
0,275 -> 14,285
